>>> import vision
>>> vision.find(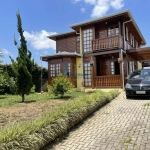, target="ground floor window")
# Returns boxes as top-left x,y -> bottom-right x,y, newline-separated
63,63 -> 70,77
84,63 -> 92,86
50,64 -> 60,77
110,61 -> 120,75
